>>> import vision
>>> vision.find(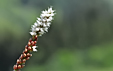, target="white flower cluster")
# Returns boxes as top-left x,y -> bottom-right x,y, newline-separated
30,7 -> 55,36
